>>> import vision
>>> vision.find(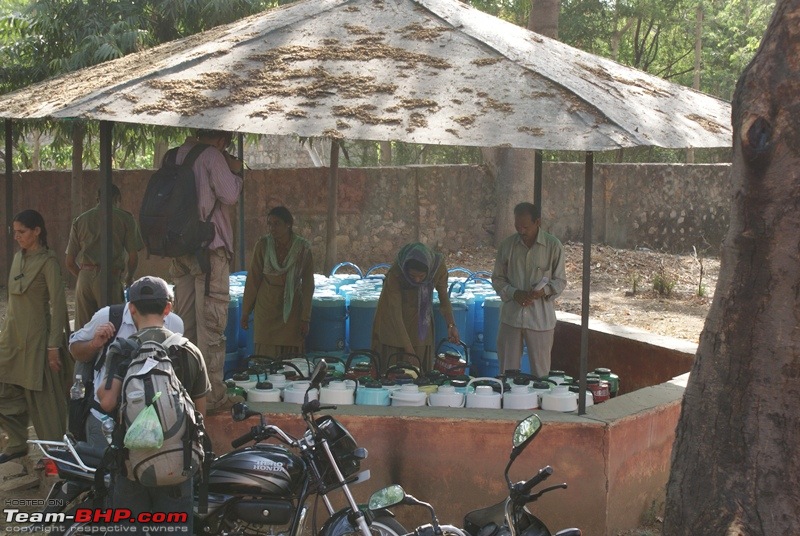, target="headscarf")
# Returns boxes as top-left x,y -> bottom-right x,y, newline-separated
396,242 -> 442,341
264,233 -> 310,323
